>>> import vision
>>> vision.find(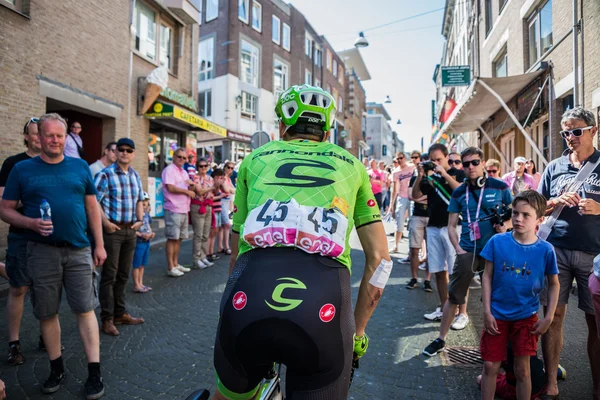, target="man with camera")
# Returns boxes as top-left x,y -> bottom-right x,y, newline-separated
423,147 -> 513,357
412,144 -> 464,319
